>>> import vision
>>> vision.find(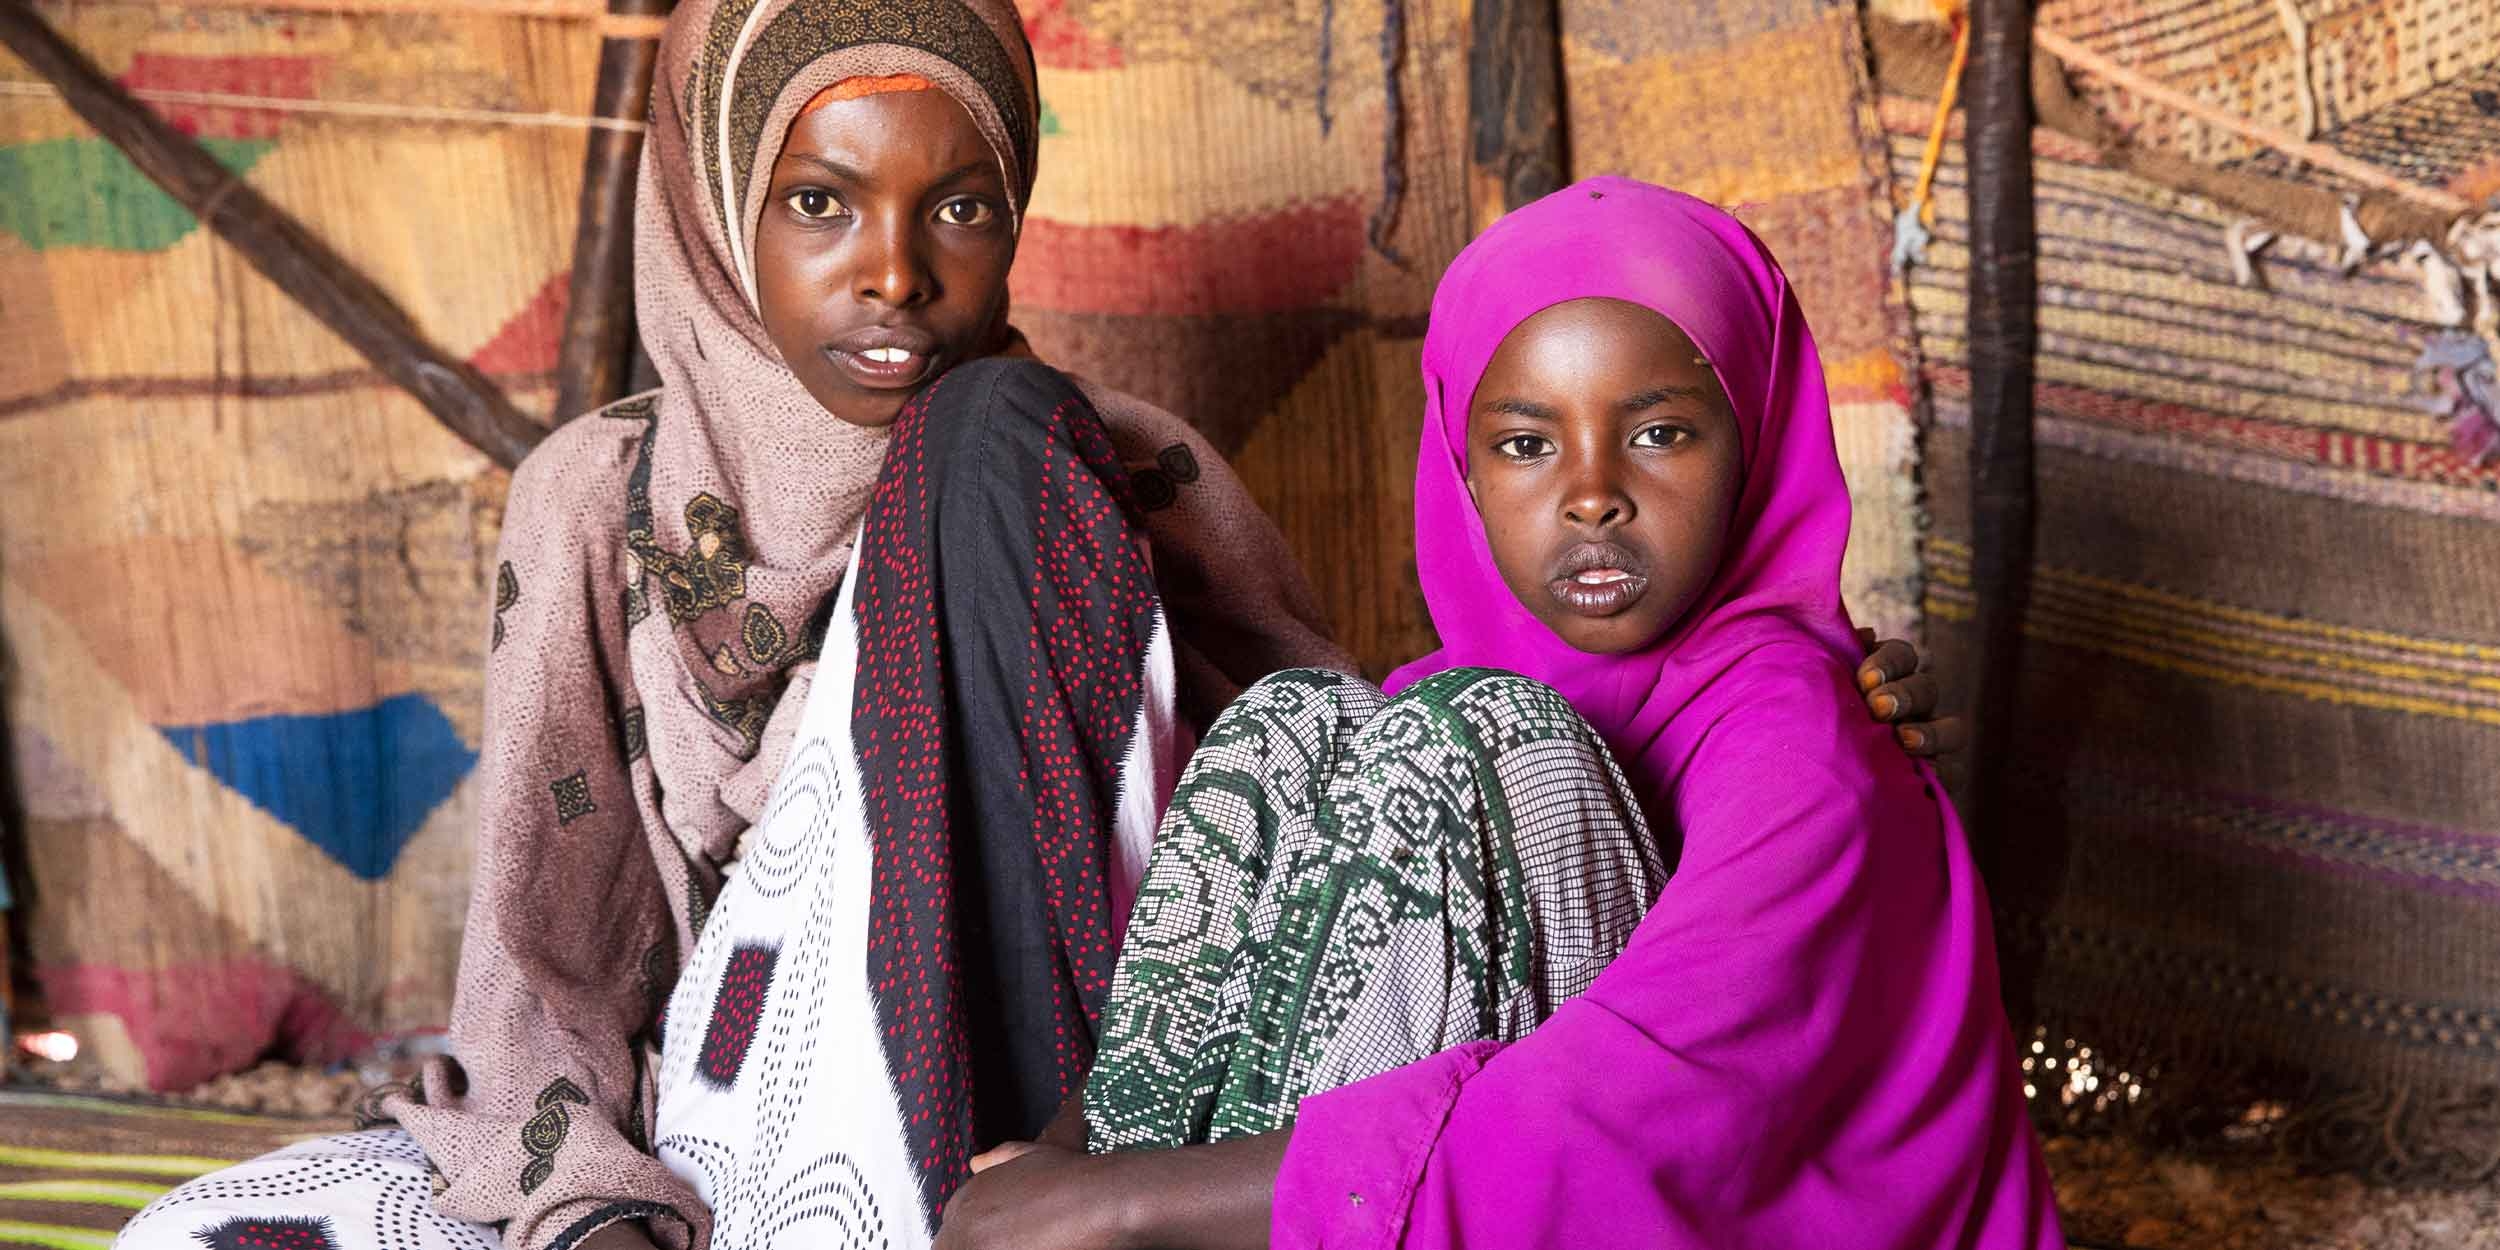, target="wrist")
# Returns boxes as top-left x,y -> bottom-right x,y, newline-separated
1093,1132 -> 1284,1250
574,1221 -> 658,1250
1098,1153 -> 1160,1250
